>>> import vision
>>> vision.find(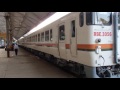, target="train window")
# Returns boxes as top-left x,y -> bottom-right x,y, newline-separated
45,30 -> 49,41
59,25 -> 65,40
118,12 -> 120,23
34,35 -> 35,42
50,29 -> 52,41
30,37 -> 31,42
36,35 -> 37,42
71,20 -> 75,37
95,12 -> 112,25
34,35 -> 36,42
38,34 -> 40,42
86,12 -> 112,25
86,12 -> 93,25
32,36 -> 33,42
41,32 -> 44,42
32,36 -> 34,42
118,12 -> 120,30
79,12 -> 84,27
33,36 -> 34,42
29,37 -> 30,42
